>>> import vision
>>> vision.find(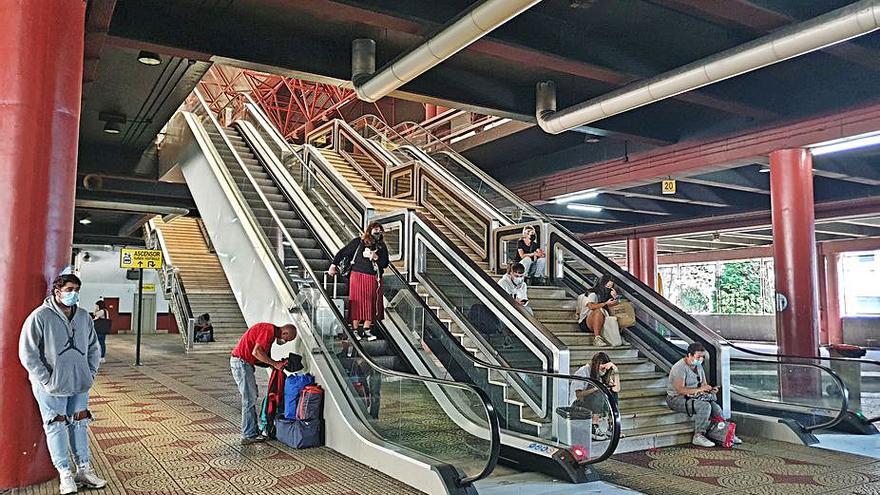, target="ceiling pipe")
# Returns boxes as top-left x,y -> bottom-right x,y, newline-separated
536,0 -> 880,134
352,0 -> 542,103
